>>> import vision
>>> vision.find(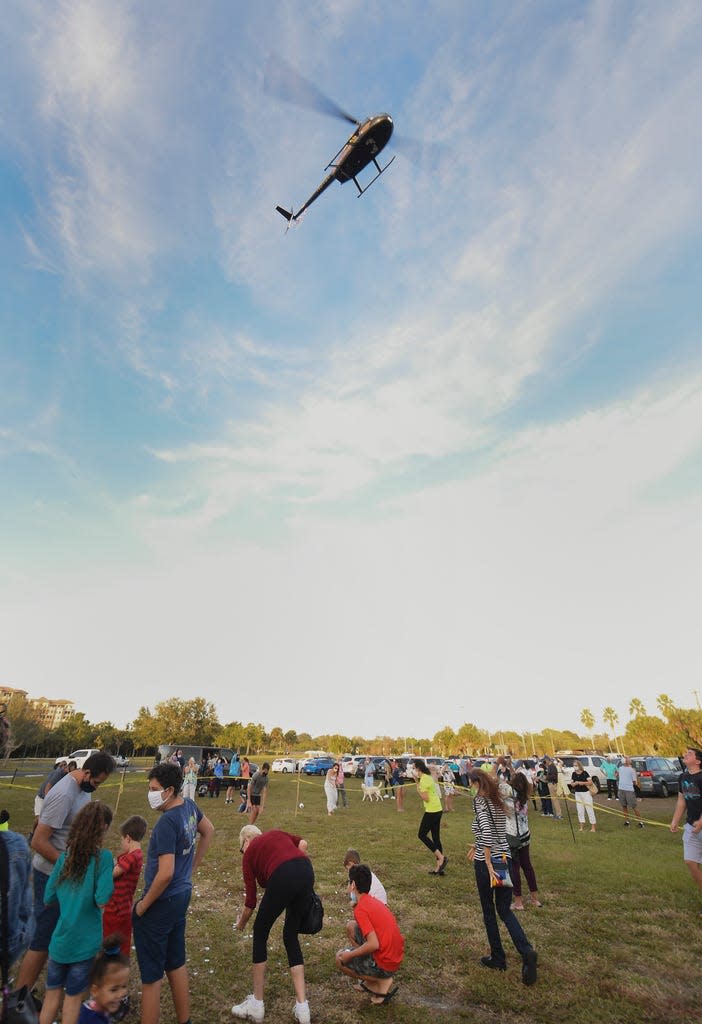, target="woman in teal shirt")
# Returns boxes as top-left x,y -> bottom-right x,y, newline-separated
41,802 -> 114,1024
